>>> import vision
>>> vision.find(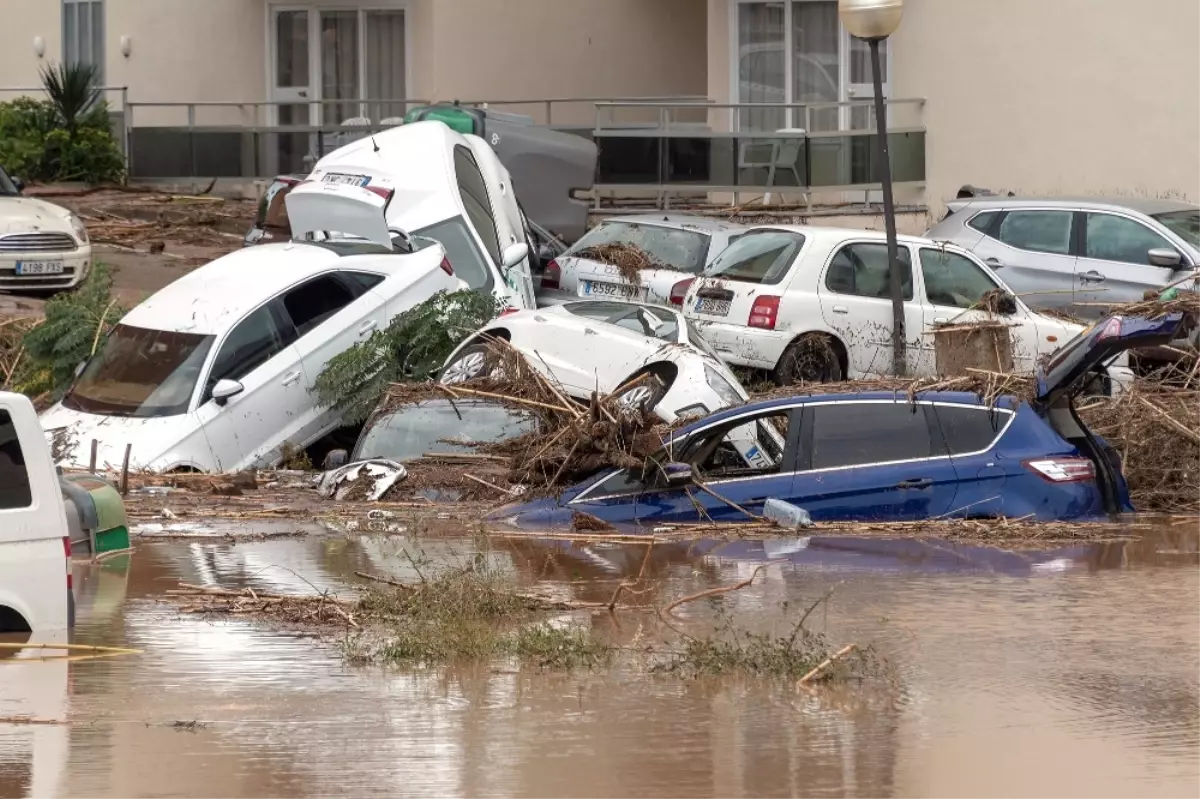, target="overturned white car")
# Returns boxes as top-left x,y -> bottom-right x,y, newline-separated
40,183 -> 466,473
